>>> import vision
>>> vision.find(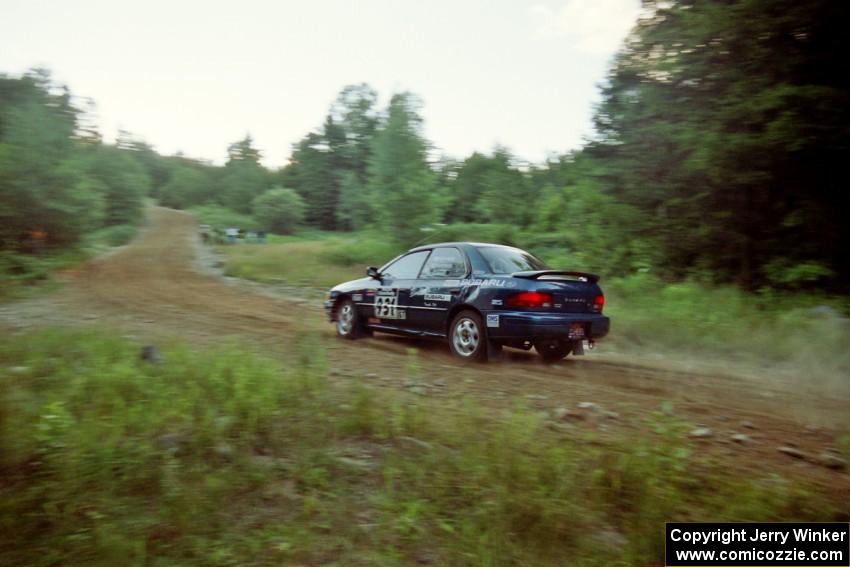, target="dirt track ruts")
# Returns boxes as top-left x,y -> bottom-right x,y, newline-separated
2,207 -> 848,490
